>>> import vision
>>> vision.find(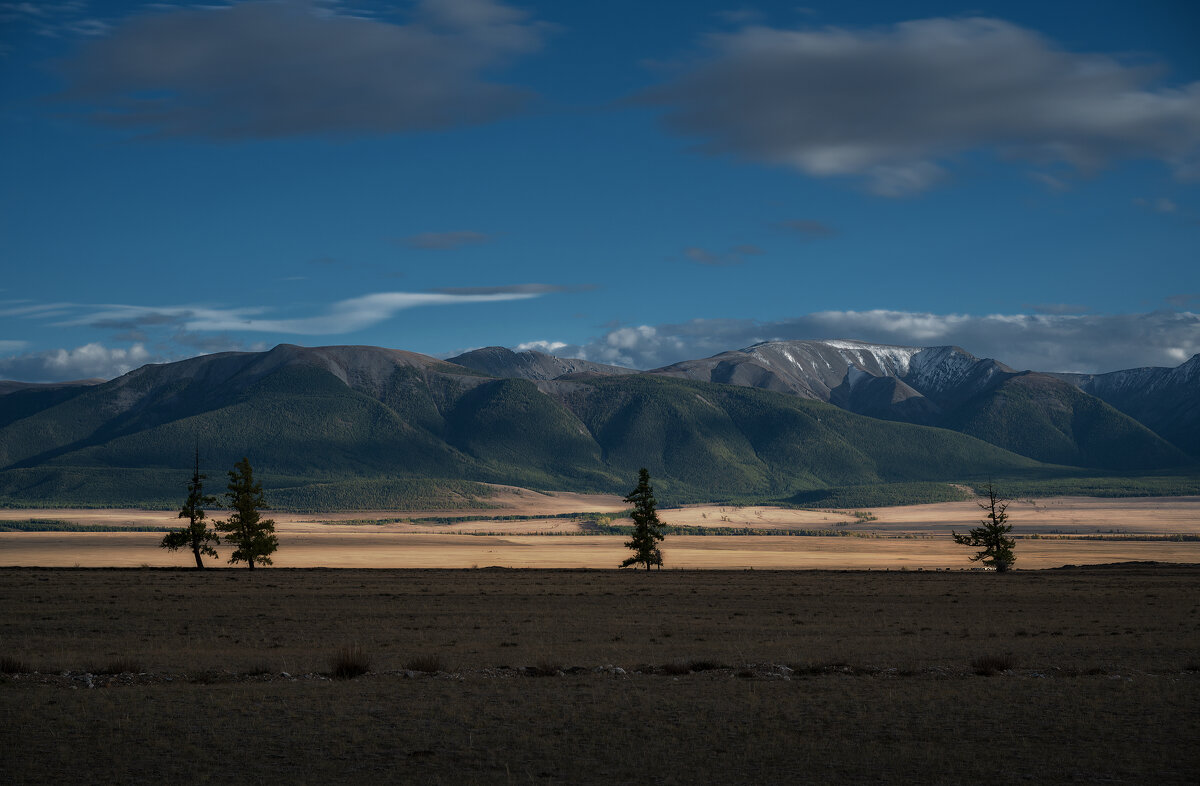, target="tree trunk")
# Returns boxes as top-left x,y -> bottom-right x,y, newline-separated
192,548 -> 204,569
